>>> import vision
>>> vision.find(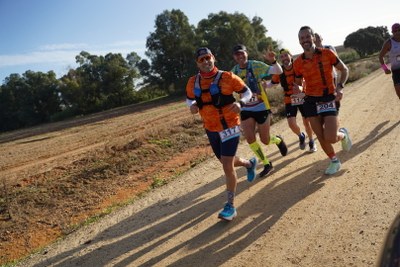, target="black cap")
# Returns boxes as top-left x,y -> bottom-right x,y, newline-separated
233,44 -> 247,53
195,47 -> 212,59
